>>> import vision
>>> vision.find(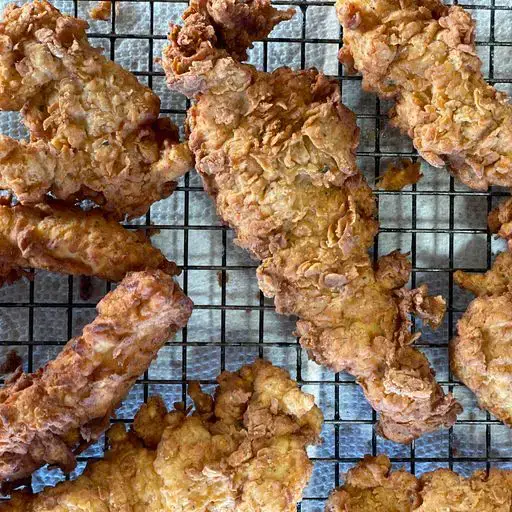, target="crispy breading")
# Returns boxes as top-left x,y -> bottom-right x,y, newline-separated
0,0 -> 192,217
162,0 -> 461,443
488,197 -> 512,249
377,159 -> 422,191
326,455 -> 512,511
0,202 -> 178,287
0,270 -> 193,484
452,242 -> 512,426
89,1 -> 111,20
336,0 -> 512,191
1,360 -> 322,511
